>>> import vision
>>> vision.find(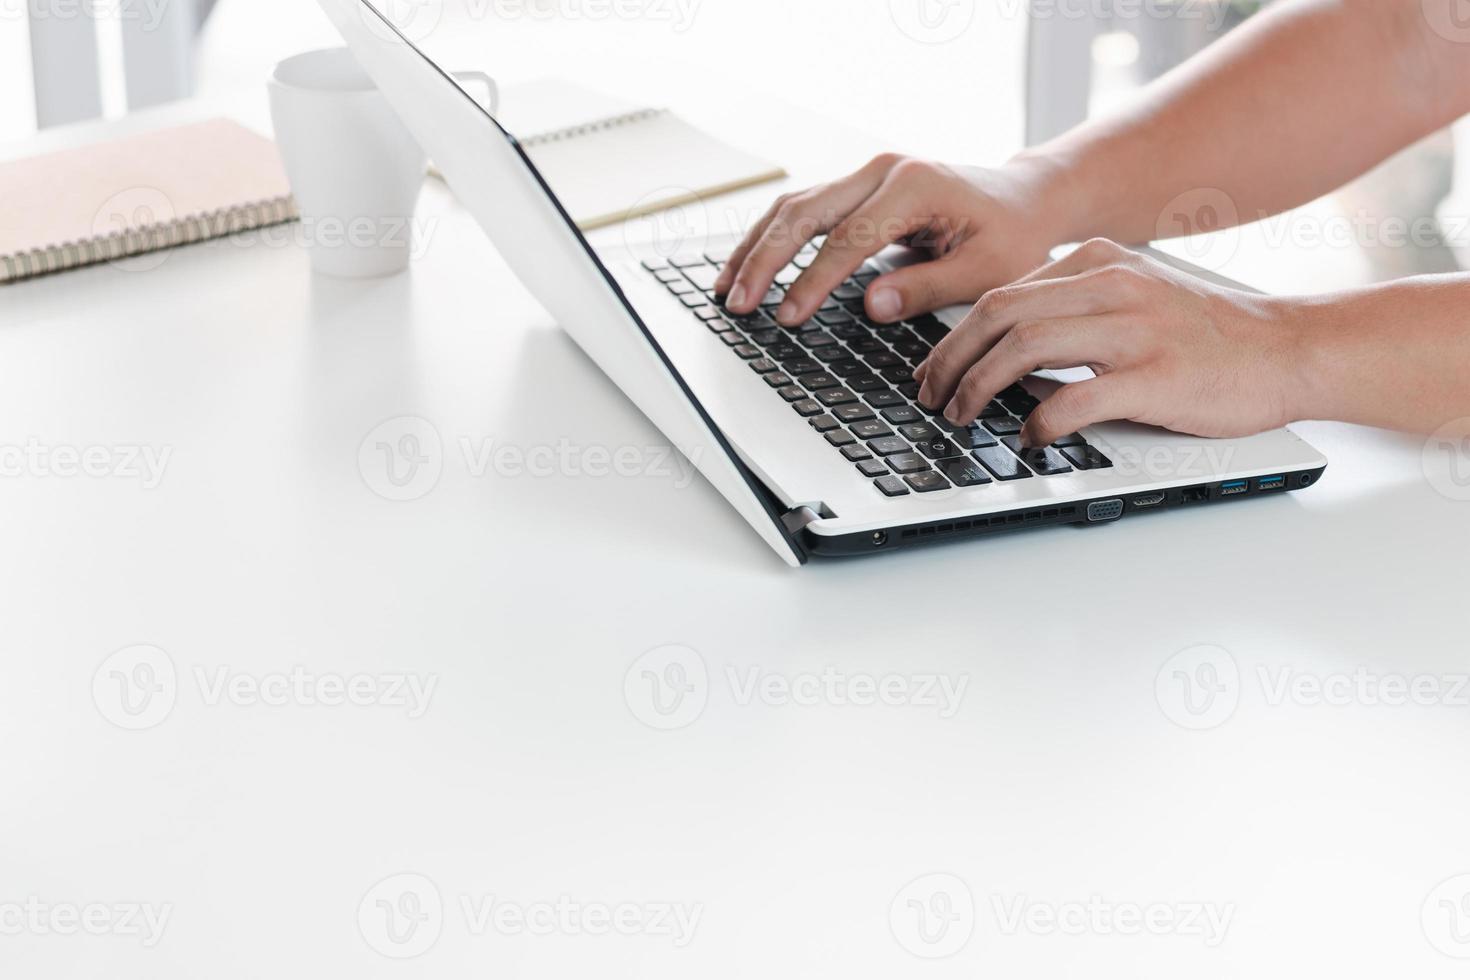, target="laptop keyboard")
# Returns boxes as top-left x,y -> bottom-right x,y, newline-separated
640,242 -> 1113,498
